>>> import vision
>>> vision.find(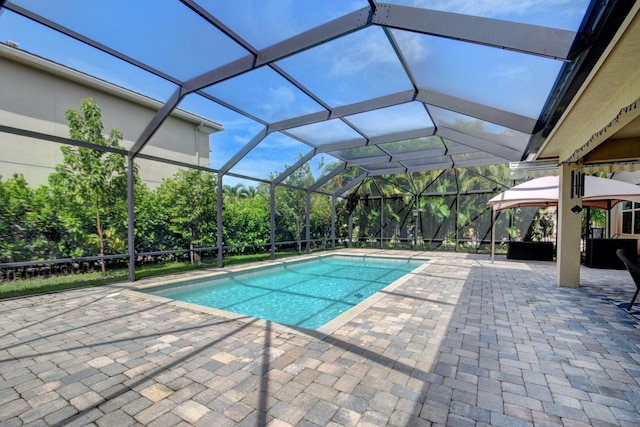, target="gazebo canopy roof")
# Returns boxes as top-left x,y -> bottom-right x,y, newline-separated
488,175 -> 640,211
